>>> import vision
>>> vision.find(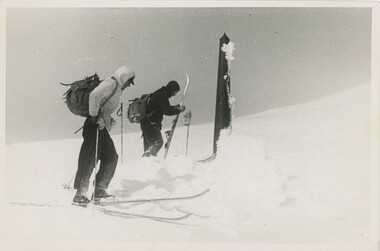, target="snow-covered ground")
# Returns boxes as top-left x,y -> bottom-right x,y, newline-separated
2,84 -> 372,250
